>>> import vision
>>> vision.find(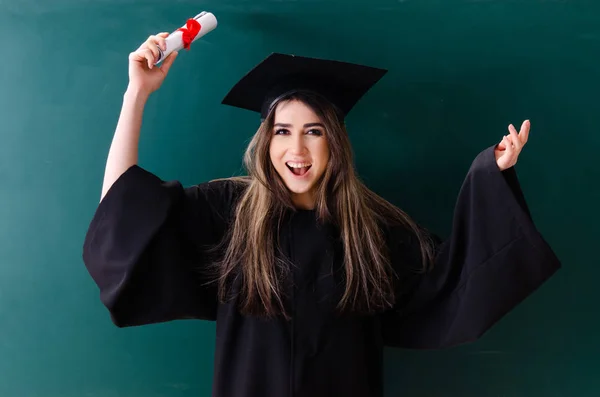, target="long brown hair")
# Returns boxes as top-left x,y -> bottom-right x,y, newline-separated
213,91 -> 435,318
